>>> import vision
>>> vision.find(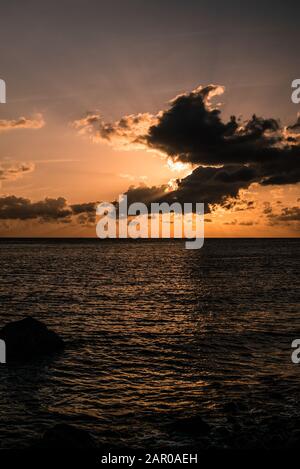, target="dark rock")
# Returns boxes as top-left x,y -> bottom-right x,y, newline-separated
169,415 -> 211,436
0,316 -> 64,362
36,424 -> 97,449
